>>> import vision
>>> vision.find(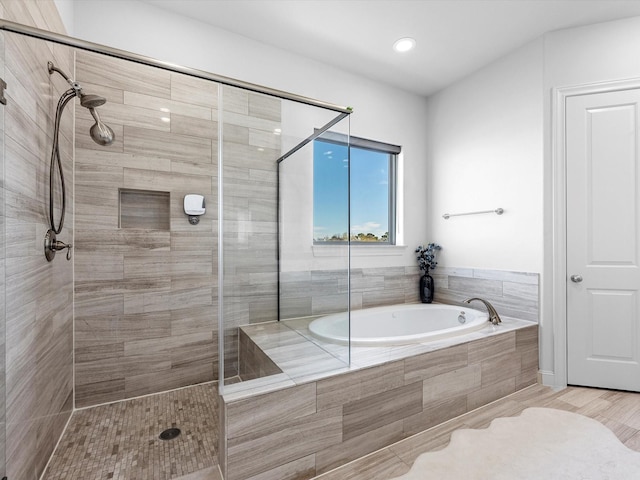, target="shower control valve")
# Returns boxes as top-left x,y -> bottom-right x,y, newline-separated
44,229 -> 73,262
